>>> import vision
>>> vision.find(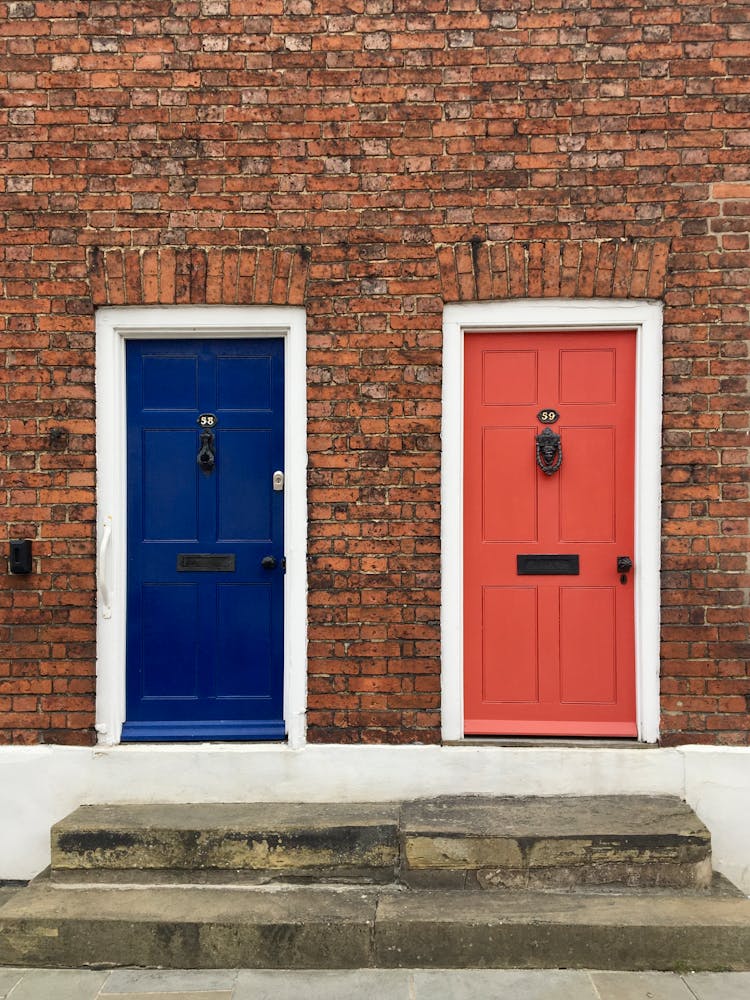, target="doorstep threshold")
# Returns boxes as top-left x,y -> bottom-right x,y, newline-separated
449,738 -> 655,749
